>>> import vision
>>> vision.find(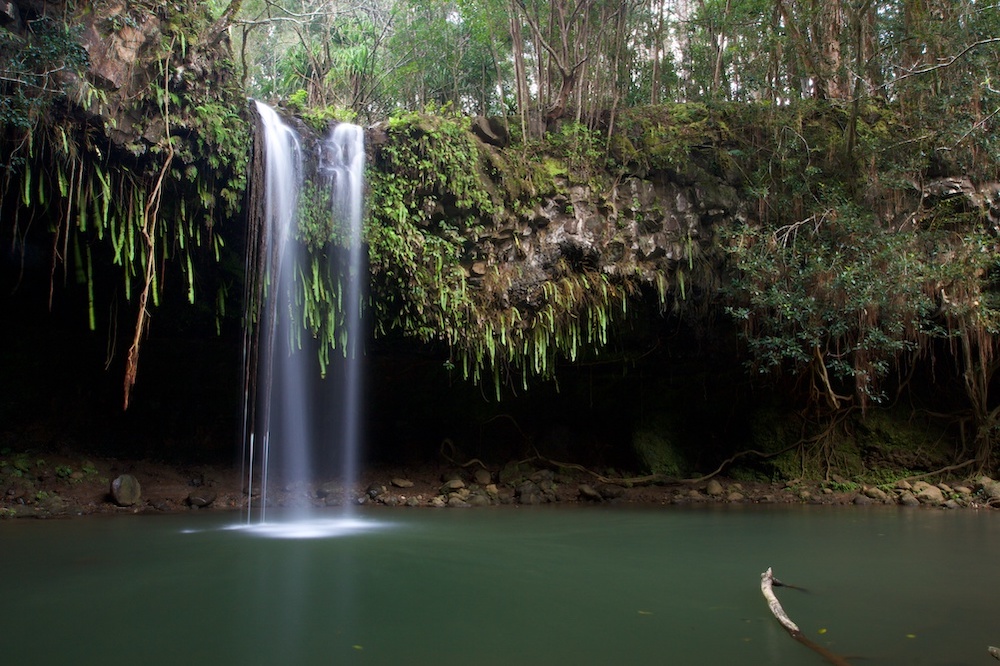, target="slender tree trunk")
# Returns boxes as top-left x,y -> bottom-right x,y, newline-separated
650,0 -> 665,104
